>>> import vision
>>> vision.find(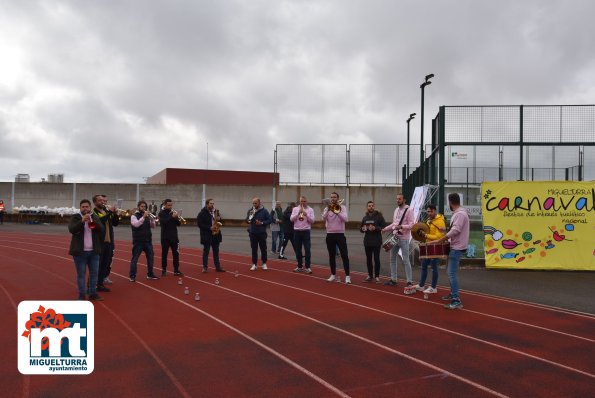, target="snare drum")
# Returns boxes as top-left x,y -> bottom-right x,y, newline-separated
382,235 -> 399,252
419,242 -> 450,259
